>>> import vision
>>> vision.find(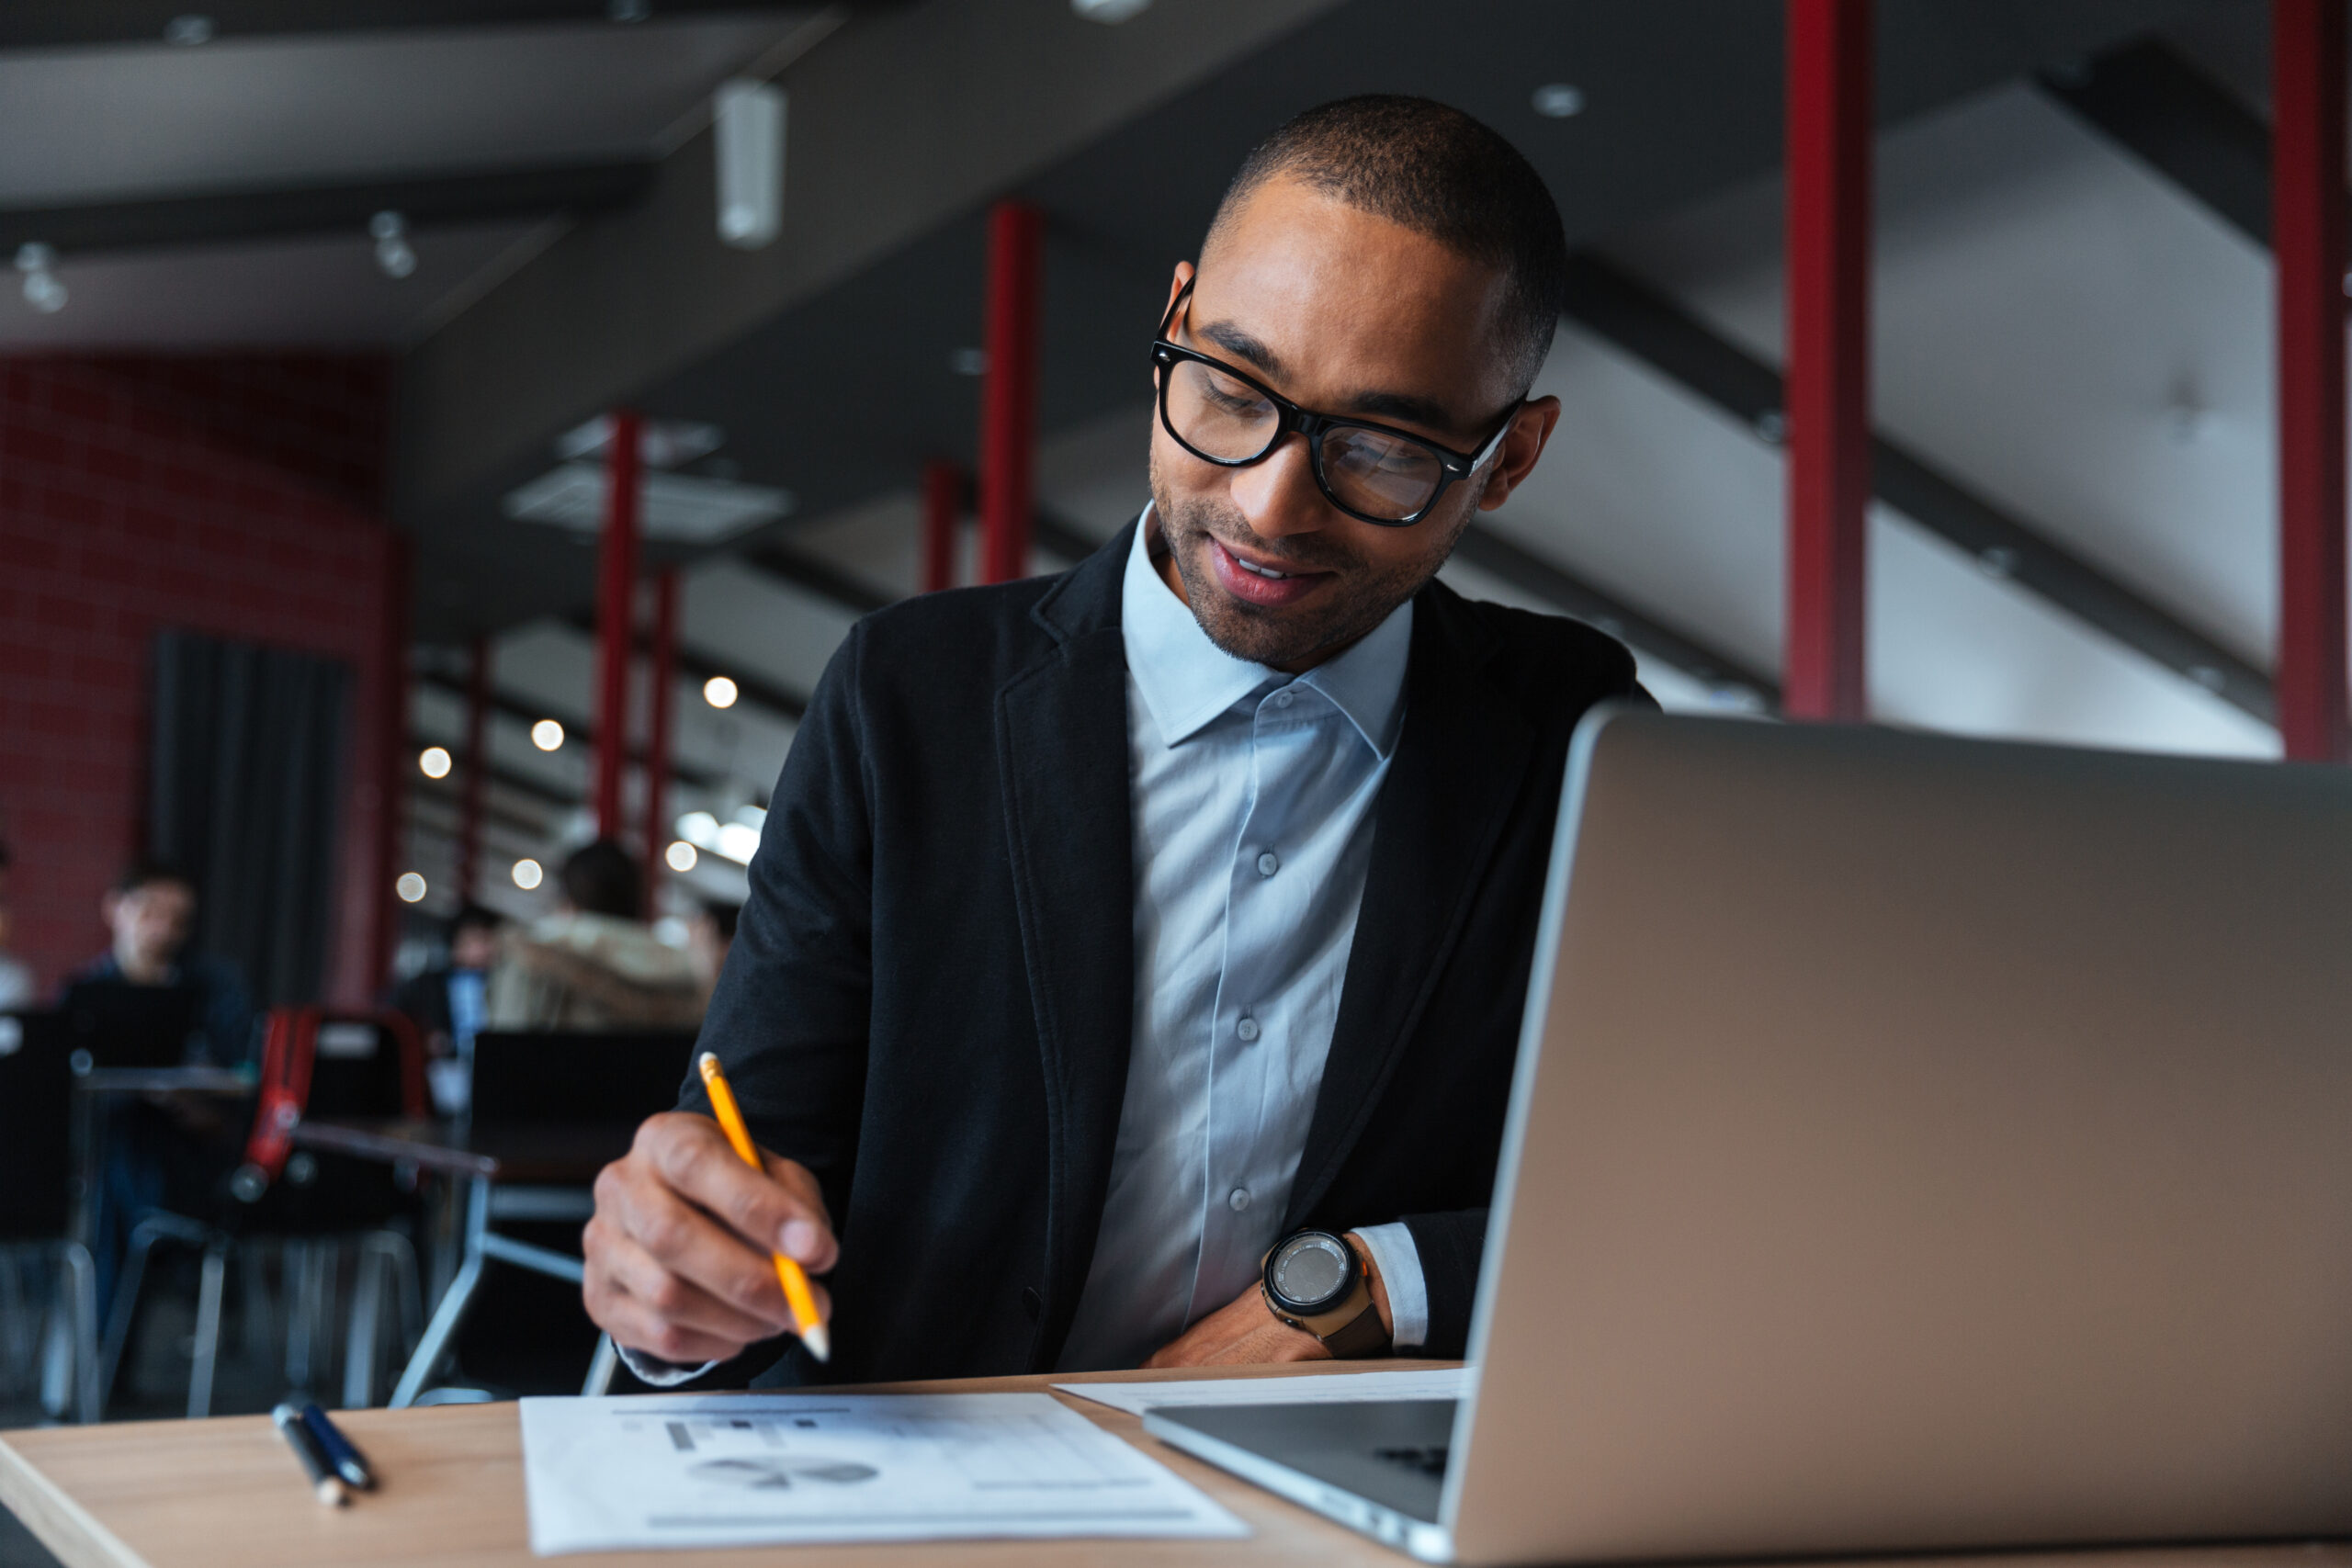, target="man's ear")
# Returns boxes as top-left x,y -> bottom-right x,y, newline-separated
1476,395 -> 1563,513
